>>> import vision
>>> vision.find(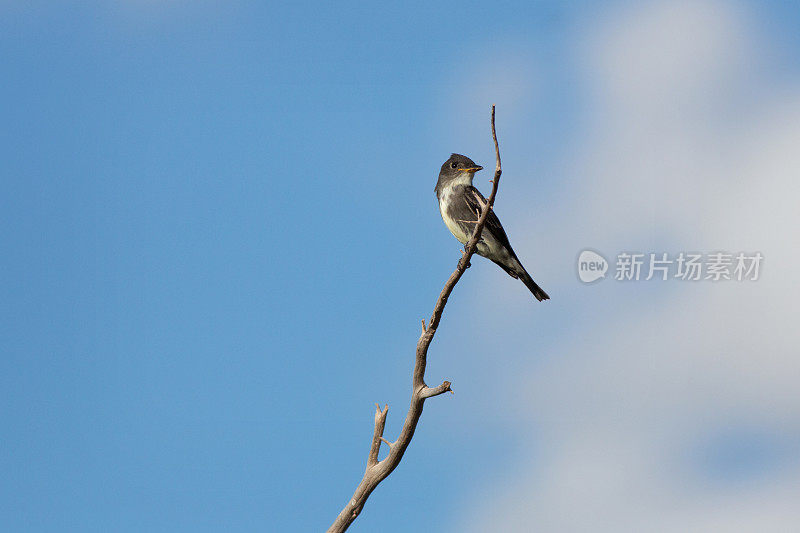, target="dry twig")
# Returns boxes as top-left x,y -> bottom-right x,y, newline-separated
327,105 -> 503,532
